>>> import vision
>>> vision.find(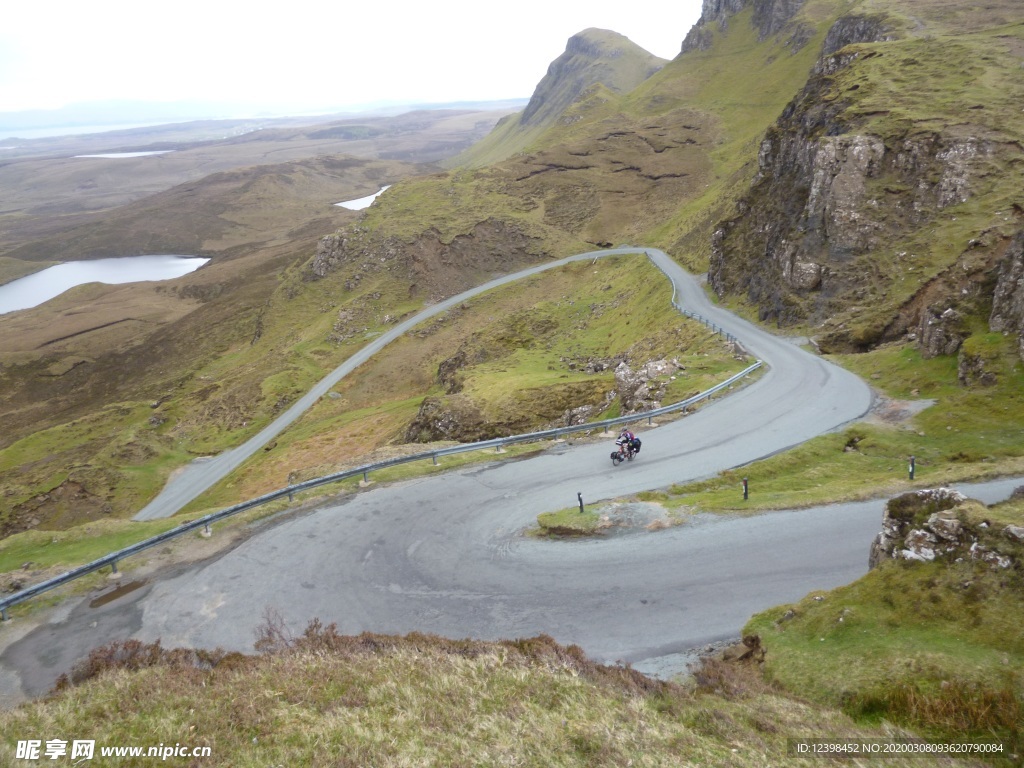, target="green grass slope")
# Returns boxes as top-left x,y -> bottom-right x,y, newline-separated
747,492 -> 1024,759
